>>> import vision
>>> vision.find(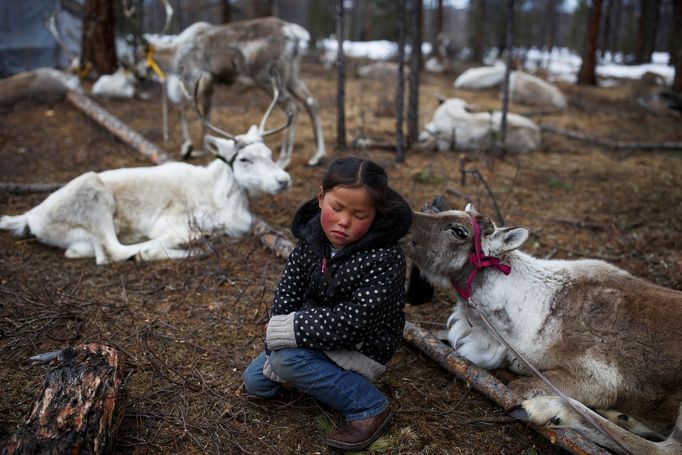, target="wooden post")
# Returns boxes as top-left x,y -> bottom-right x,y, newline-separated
66,91 -> 170,164
2,344 -> 126,455
403,322 -> 612,455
